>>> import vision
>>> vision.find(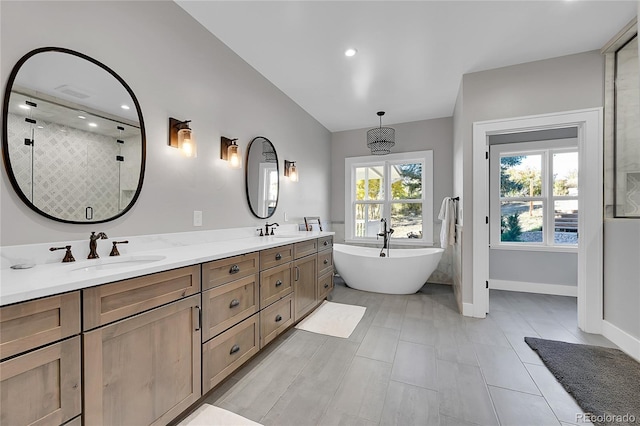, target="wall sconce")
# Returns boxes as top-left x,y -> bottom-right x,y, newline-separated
221,137 -> 242,169
284,160 -> 298,182
169,118 -> 196,157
